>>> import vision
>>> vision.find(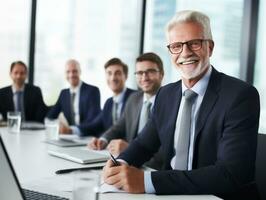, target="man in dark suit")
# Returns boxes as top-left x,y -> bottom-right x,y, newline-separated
89,53 -> 164,168
0,61 -> 47,122
46,59 -> 101,136
72,58 -> 135,136
102,11 -> 260,199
